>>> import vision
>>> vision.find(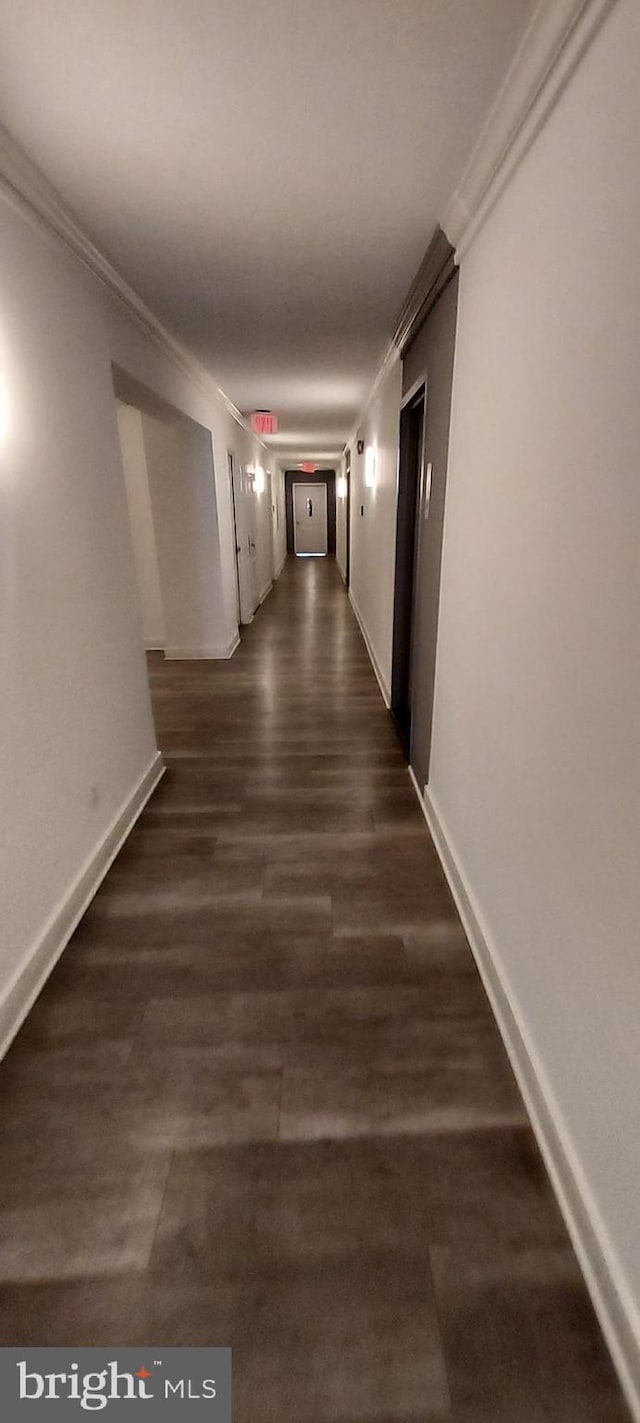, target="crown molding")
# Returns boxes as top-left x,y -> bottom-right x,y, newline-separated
332,1 -> 620,460
343,0 -> 619,457
0,126 -> 264,443
392,226 -> 456,355
442,0 -> 619,260
342,223 -> 454,455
